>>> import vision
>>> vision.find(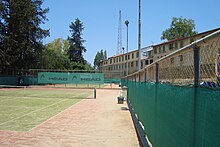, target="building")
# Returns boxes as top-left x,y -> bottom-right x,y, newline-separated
100,46 -> 153,76
100,28 -> 220,76
153,28 -> 220,62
